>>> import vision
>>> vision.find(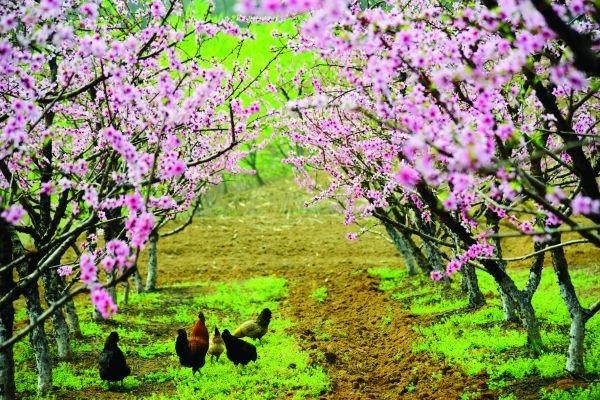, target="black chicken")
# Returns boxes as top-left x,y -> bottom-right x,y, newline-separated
221,329 -> 257,366
98,331 -> 131,388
